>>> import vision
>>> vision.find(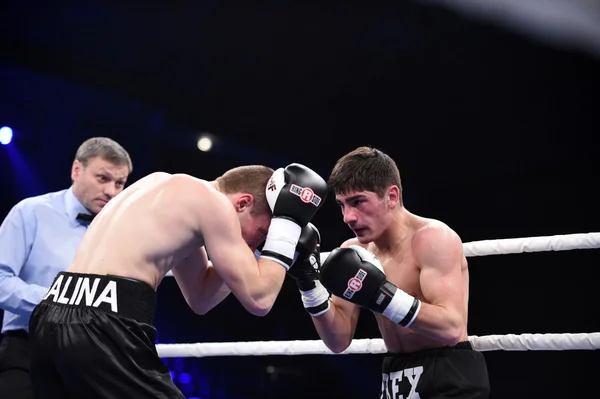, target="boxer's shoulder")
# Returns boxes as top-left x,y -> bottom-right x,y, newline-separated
412,219 -> 460,246
340,237 -> 363,249
151,173 -> 213,199
411,220 -> 463,266
166,173 -> 211,190
168,175 -> 237,220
